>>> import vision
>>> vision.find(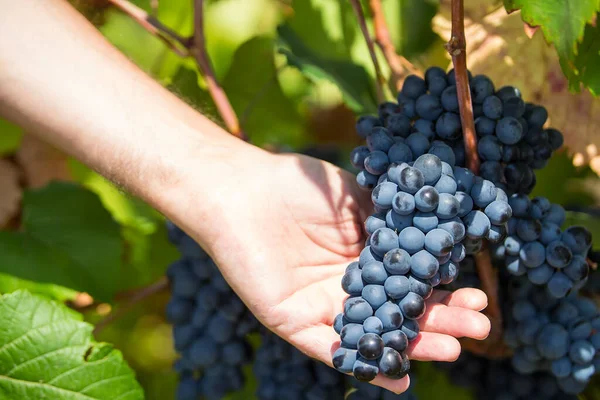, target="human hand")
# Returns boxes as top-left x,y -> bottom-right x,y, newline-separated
186,151 -> 491,394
